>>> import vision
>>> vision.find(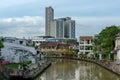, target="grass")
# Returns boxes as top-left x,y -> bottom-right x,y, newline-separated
1,60 -> 32,70
2,63 -> 19,69
2,61 -> 32,70
0,78 -> 7,80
